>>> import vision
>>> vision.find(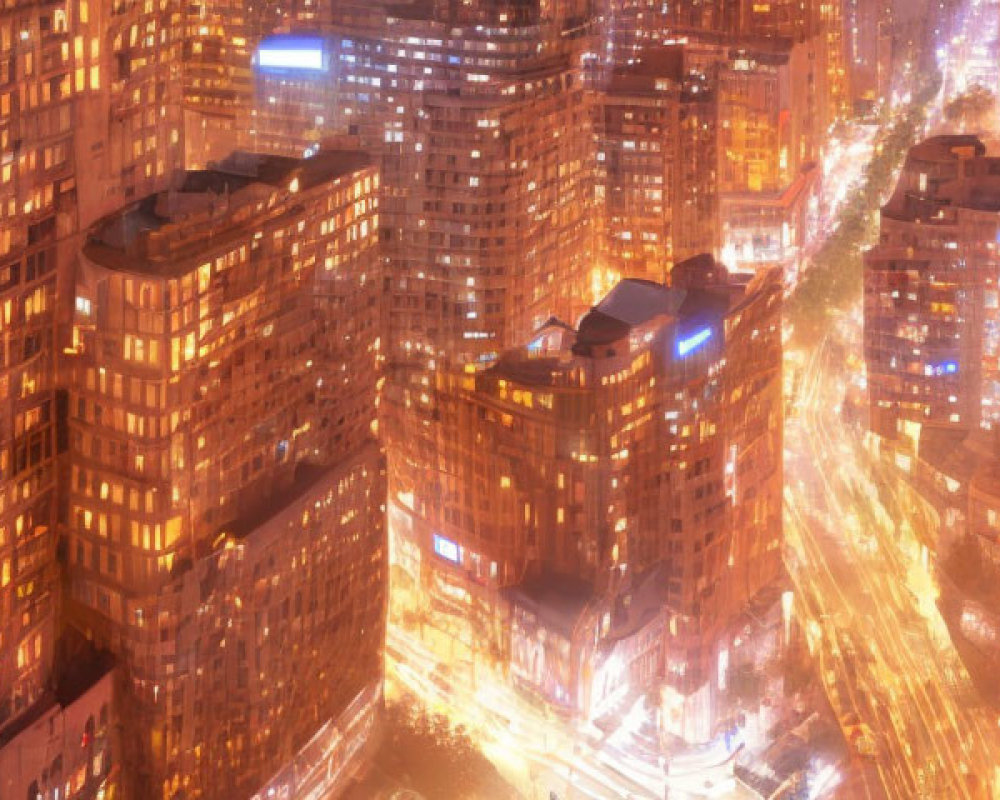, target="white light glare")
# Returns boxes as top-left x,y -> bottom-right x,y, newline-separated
258,47 -> 324,71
